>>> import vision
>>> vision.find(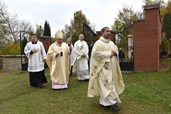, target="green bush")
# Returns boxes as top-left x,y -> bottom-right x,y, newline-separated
0,41 -> 20,55
160,38 -> 170,55
51,37 -> 56,43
